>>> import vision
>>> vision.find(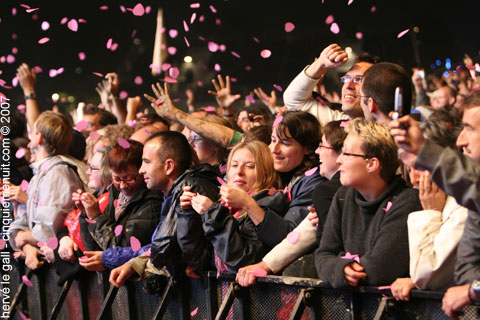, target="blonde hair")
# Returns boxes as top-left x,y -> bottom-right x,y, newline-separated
35,111 -> 72,155
346,118 -> 399,182
227,141 -> 280,193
